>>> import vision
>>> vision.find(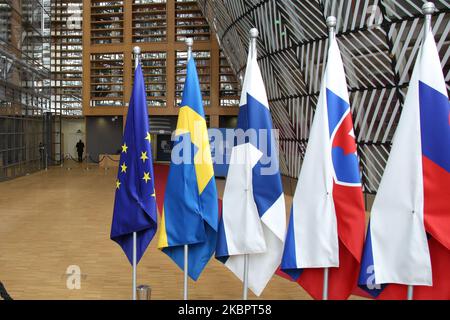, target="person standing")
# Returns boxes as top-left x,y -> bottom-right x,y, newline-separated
76,139 -> 85,163
38,142 -> 45,168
